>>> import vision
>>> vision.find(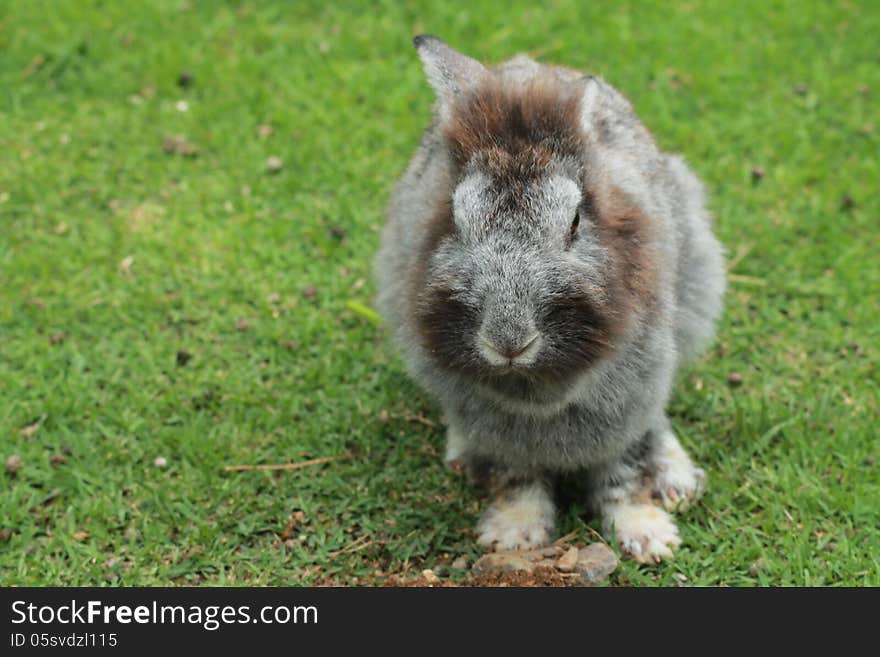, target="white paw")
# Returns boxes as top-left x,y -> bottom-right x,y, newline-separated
605,503 -> 681,564
476,484 -> 555,551
652,431 -> 705,512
